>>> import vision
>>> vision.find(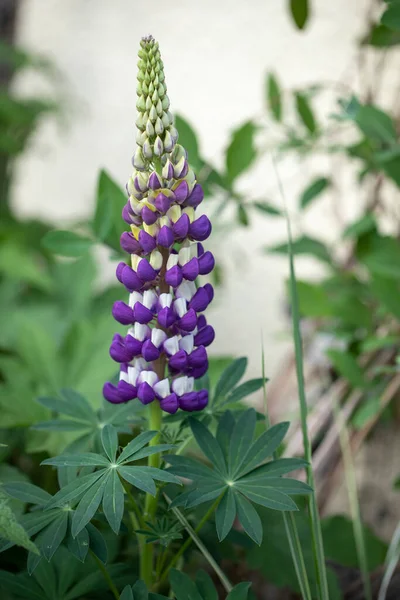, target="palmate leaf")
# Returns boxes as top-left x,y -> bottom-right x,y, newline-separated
167,410 -> 309,544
